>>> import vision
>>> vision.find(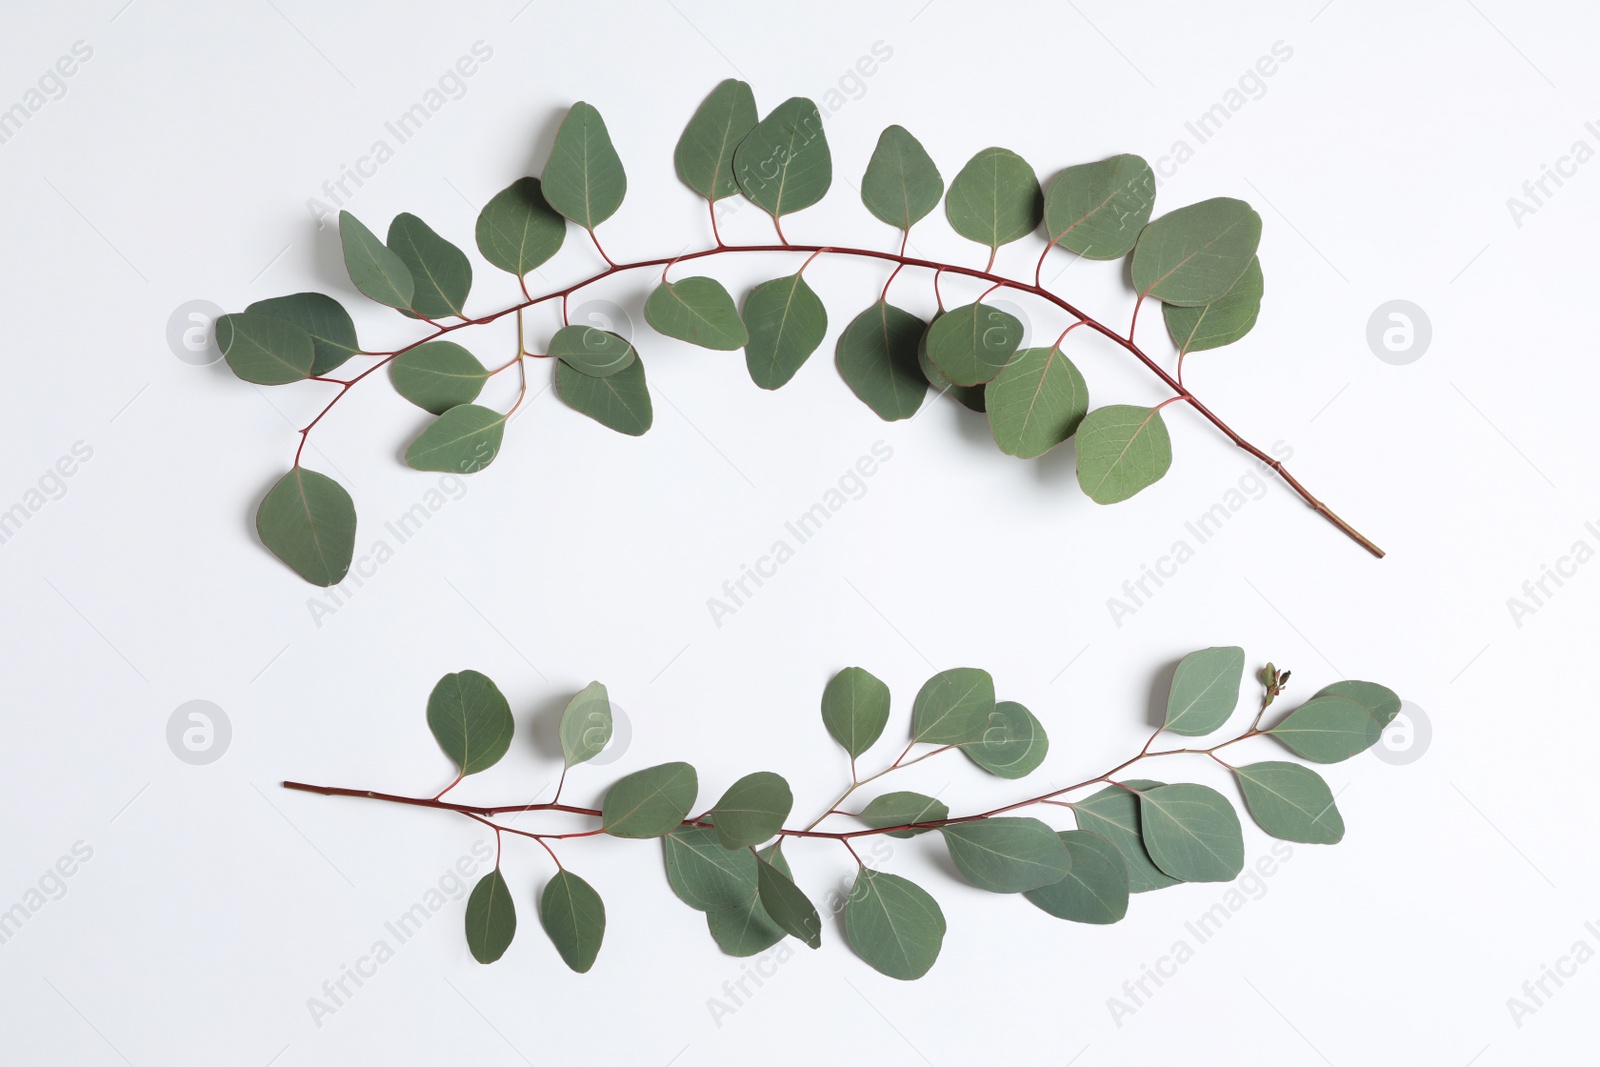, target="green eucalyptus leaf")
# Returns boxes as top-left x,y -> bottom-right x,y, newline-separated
945,147 -> 1042,250
245,292 -> 360,376
1269,694 -> 1383,764
962,700 -> 1048,779
924,301 -> 1024,387
984,344 -> 1089,457
917,315 -> 985,412
388,212 -> 472,319
856,791 -> 949,838
1071,780 -> 1182,893
756,854 -> 821,949
911,667 -> 995,745
549,324 -> 636,377
1043,154 -> 1156,260
1131,197 -> 1262,306
1139,783 -> 1245,882
559,681 -> 612,768
464,868 -> 516,964
675,78 -> 759,201
255,468 -> 356,587
339,210 -> 413,309
426,669 -> 514,776
554,355 -> 653,435
664,825 -> 758,911
540,870 -> 605,973
1313,680 -> 1402,728
475,177 -> 567,276
821,666 -> 891,760
733,96 -> 831,220
705,844 -> 790,957
644,277 -> 748,350
709,771 -> 793,849
844,868 -> 945,980
217,311 -> 313,385
602,762 -> 697,838
542,101 -> 627,230
1163,257 -> 1263,354
940,817 -> 1071,893
389,341 -> 488,414
743,272 -> 827,389
404,404 -> 505,473
861,124 -> 943,231
835,300 -> 927,421
1234,762 -> 1344,844
1023,831 -> 1131,924
1075,404 -> 1173,505
1164,646 -> 1246,736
